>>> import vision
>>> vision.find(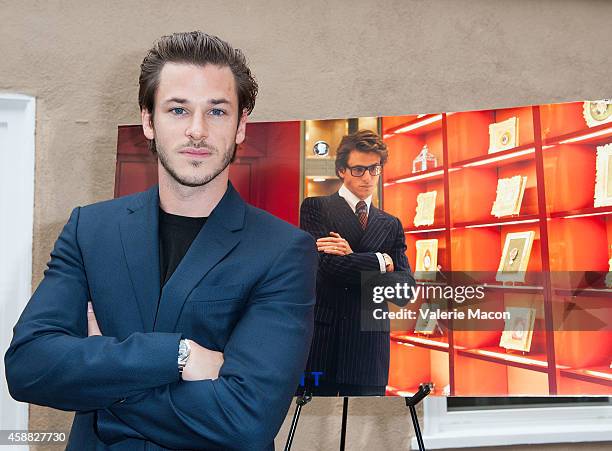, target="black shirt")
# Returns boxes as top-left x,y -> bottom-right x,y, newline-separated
159,208 -> 208,287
